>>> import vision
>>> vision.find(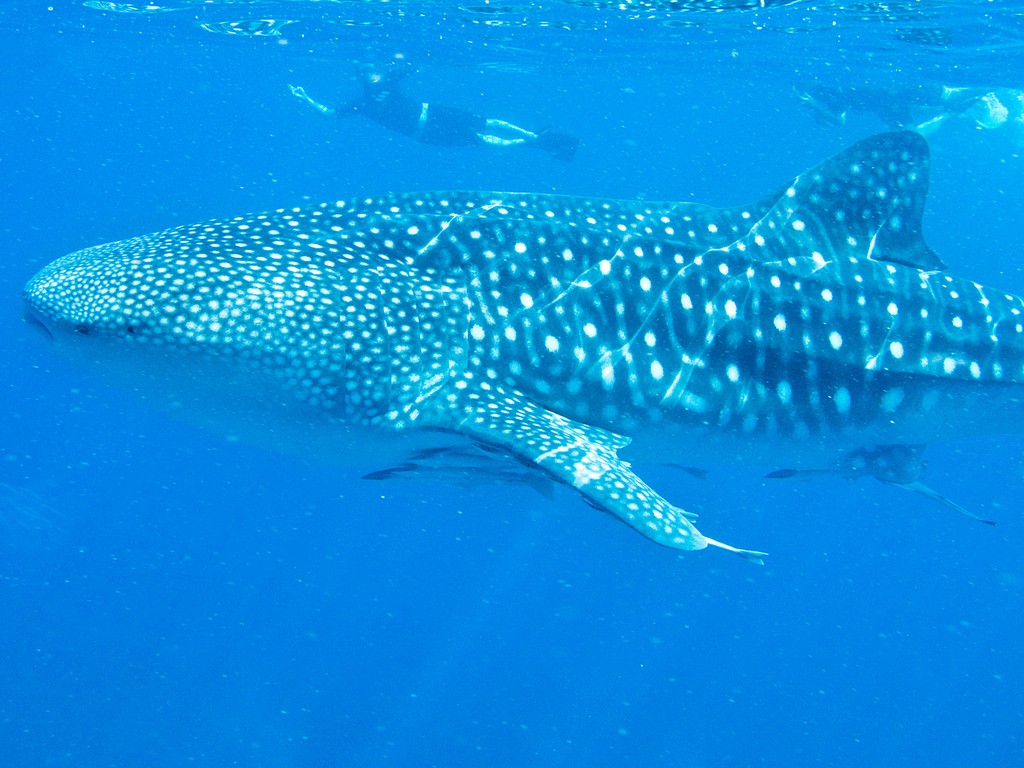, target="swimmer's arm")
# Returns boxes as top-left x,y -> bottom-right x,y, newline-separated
289,84 -> 346,117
